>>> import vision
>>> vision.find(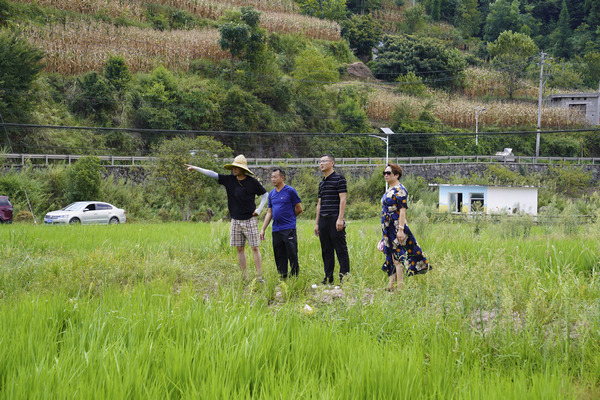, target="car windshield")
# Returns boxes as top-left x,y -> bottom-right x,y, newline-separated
62,202 -> 88,211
